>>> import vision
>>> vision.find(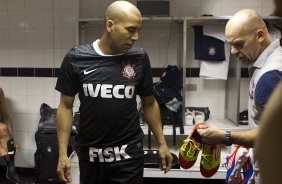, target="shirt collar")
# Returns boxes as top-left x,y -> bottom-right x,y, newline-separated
248,39 -> 280,76
93,39 -> 123,56
253,39 -> 280,68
